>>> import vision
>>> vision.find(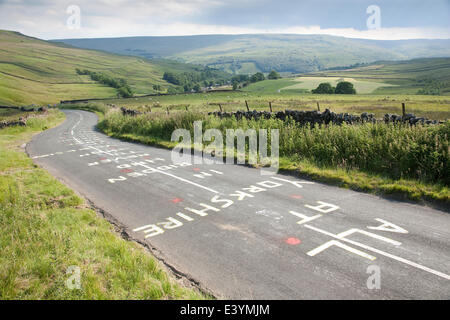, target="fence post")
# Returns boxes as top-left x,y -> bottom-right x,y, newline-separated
402,103 -> 406,117
166,107 -> 170,115
317,102 -> 320,111
185,106 -> 189,112
269,101 -> 273,113
219,104 -> 223,112
245,100 -> 250,112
